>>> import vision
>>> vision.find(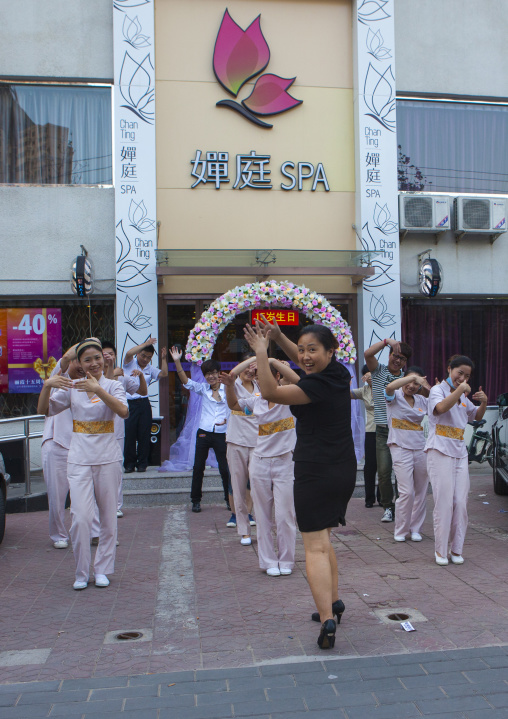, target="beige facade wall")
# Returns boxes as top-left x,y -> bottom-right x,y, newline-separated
155,0 -> 356,297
